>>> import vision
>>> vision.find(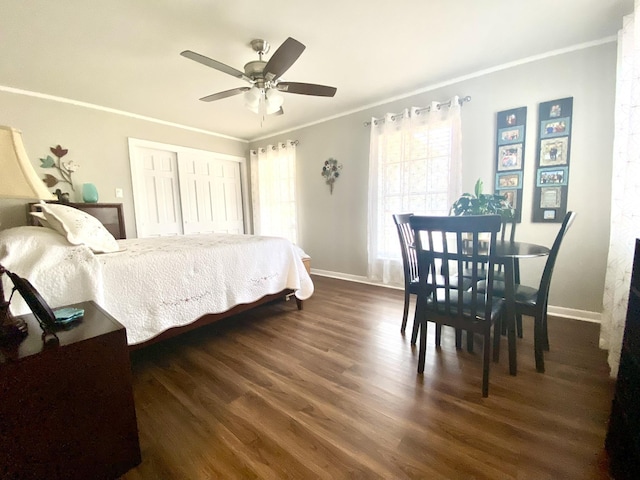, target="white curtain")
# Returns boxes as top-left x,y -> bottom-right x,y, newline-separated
600,1 -> 640,377
367,97 -> 462,285
250,141 -> 298,244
